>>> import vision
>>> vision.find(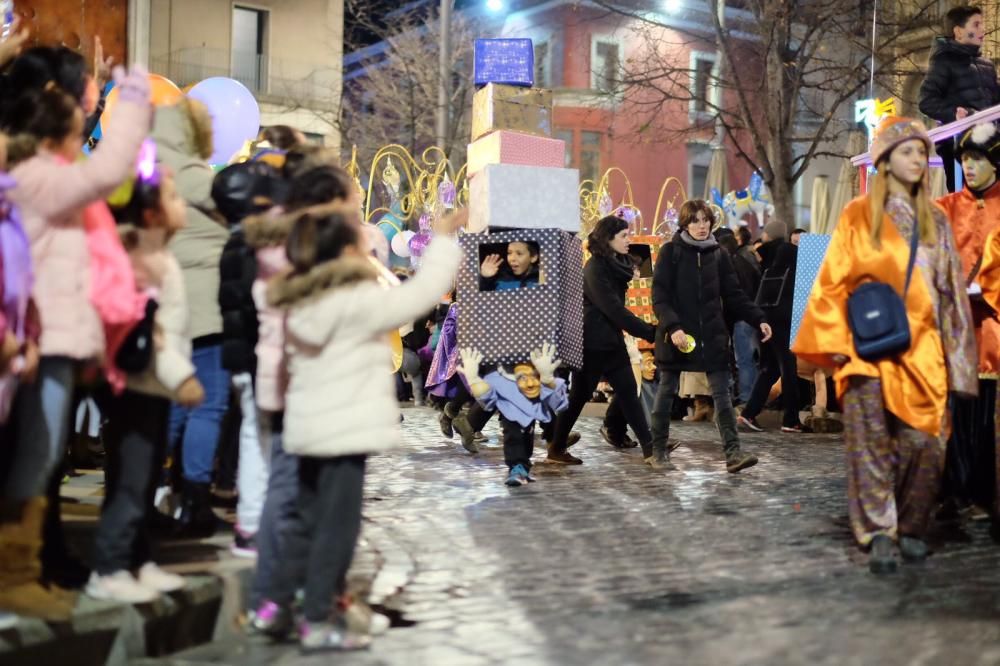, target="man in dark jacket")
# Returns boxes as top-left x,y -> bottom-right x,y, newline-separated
732,226 -> 762,404
648,201 -> 771,473
736,221 -> 808,434
918,5 -> 1000,191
